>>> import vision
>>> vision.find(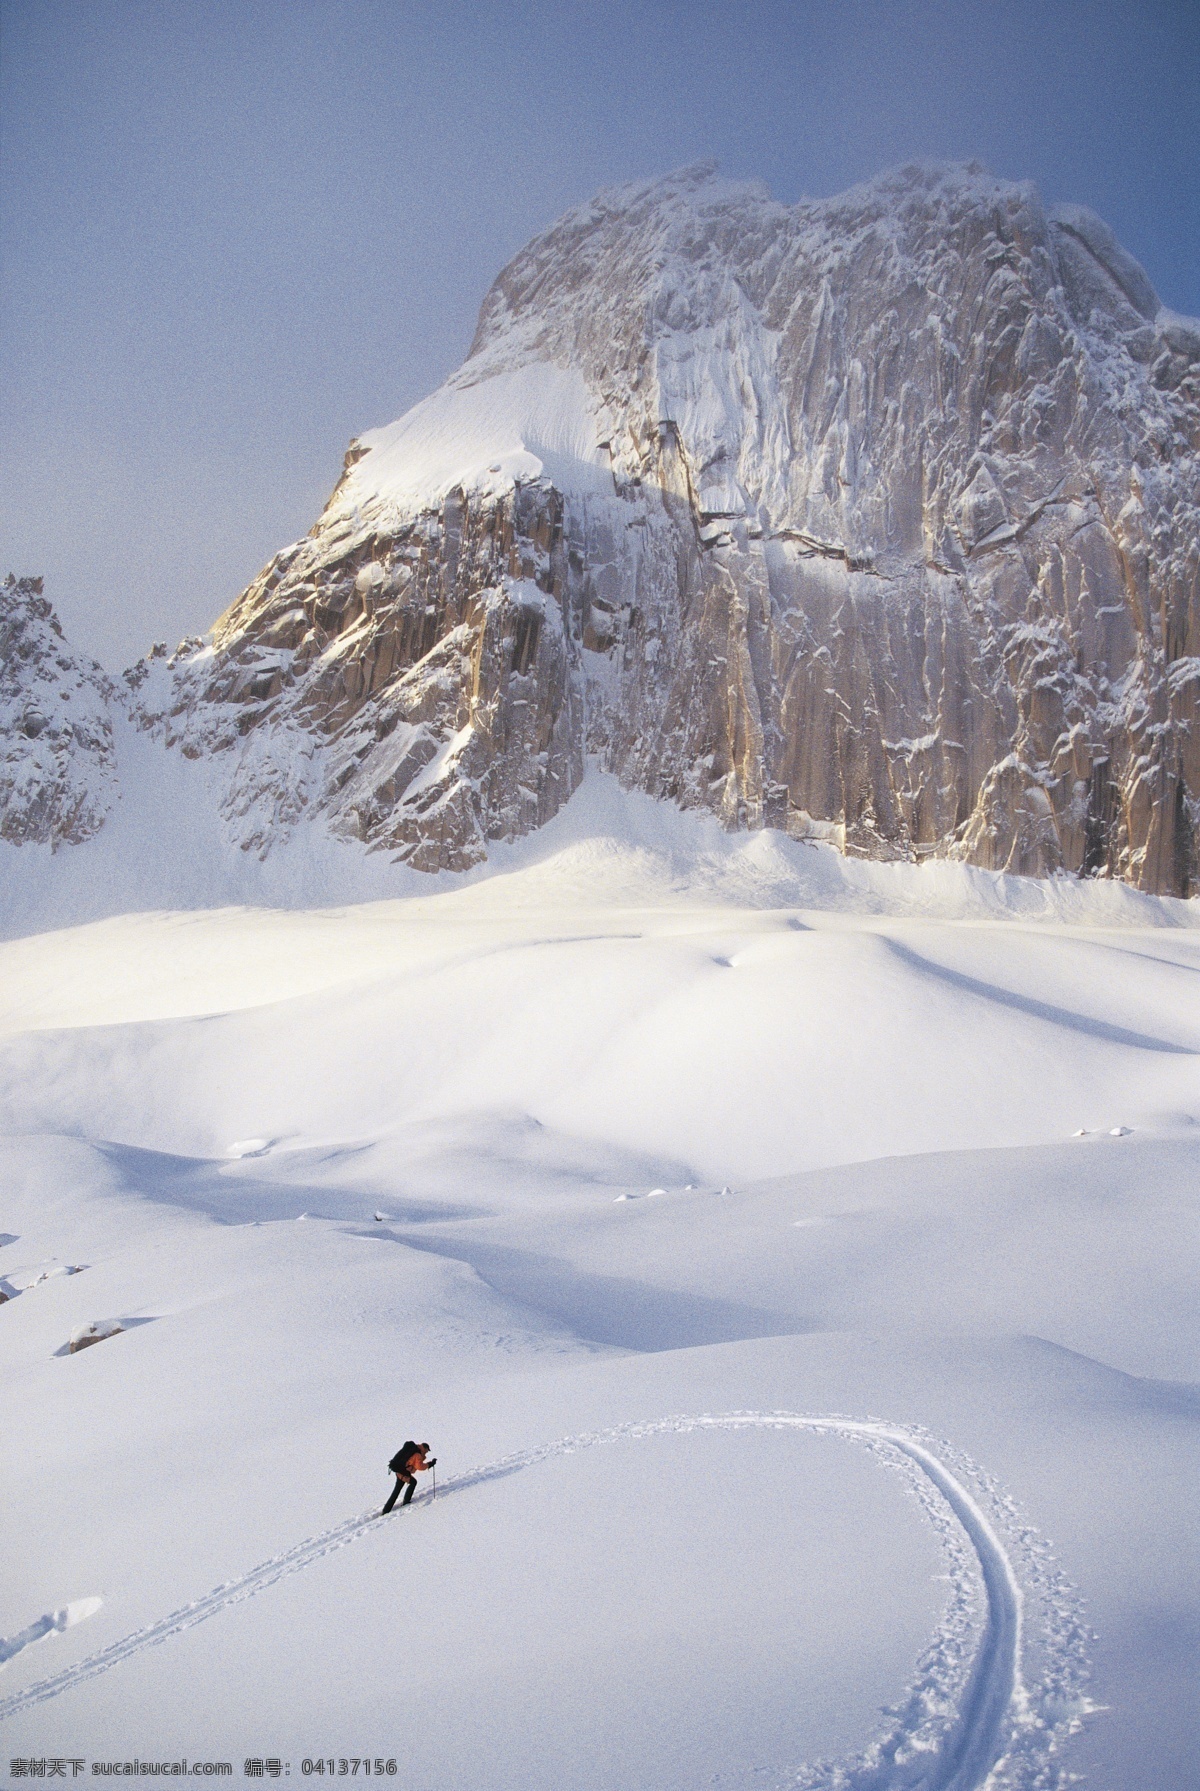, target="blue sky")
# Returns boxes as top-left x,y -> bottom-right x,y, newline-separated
2,0 -> 1198,666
